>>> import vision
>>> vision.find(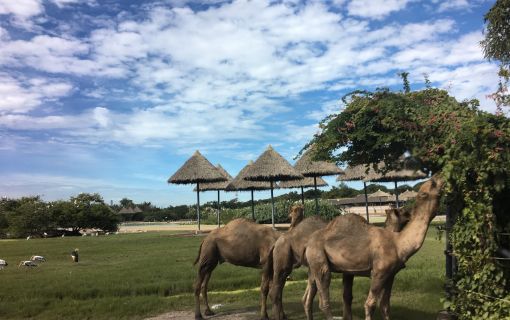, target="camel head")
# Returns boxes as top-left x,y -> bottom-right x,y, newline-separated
289,204 -> 304,229
414,173 -> 444,220
385,207 -> 412,232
